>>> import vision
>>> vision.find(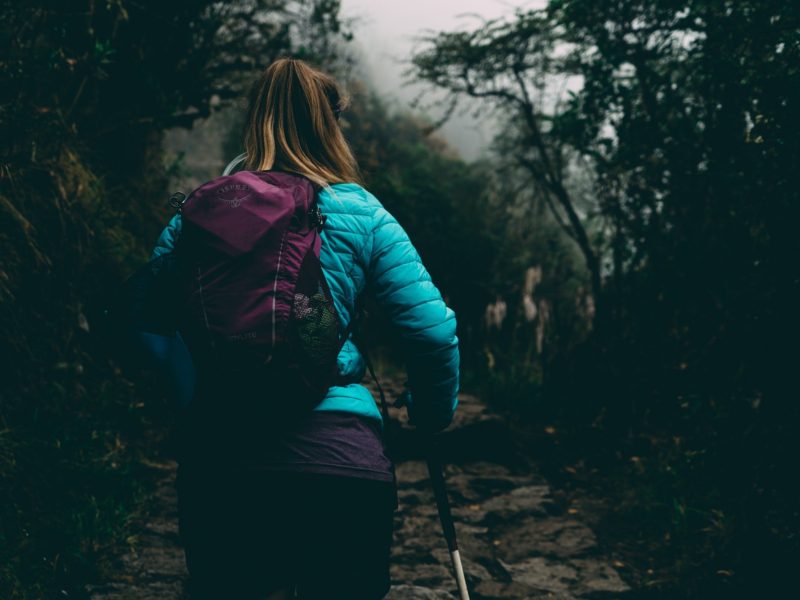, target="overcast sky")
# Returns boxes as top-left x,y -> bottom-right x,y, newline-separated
340,0 -> 545,160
